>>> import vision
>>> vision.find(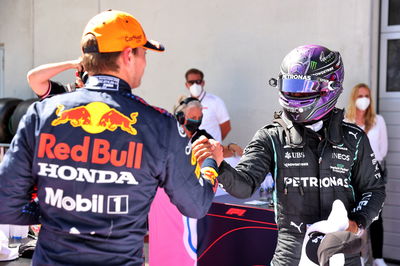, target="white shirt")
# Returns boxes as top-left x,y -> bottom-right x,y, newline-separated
347,114 -> 388,162
362,115 -> 388,162
198,91 -> 230,142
